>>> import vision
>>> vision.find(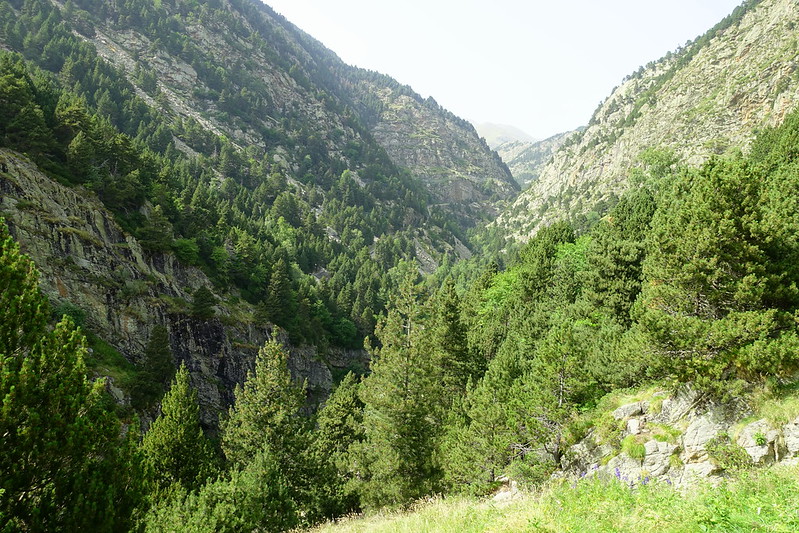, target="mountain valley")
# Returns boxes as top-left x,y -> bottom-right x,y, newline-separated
3,0 -> 799,530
